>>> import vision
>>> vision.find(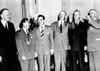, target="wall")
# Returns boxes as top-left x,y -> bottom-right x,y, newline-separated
0,0 -> 22,31
66,0 -> 100,18
37,0 -> 96,25
68,0 -> 93,18
93,0 -> 100,18
0,0 -> 100,29
38,0 -> 62,26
